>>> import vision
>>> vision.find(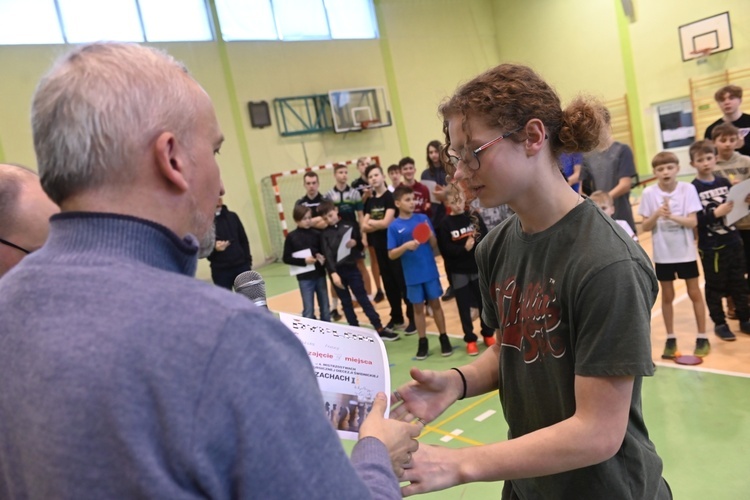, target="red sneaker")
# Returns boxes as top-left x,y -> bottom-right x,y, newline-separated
484,335 -> 496,347
466,341 -> 479,356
